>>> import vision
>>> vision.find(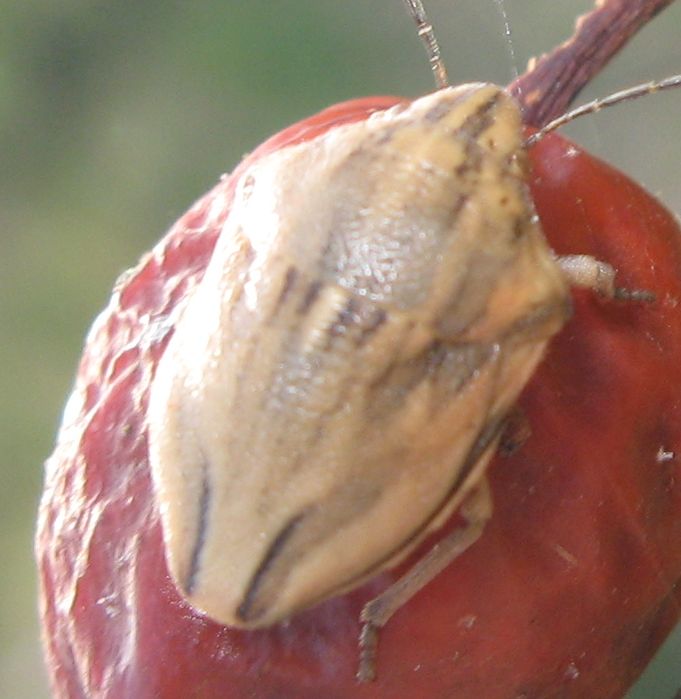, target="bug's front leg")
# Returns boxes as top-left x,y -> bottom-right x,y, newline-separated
557,254 -> 654,301
357,478 -> 493,683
